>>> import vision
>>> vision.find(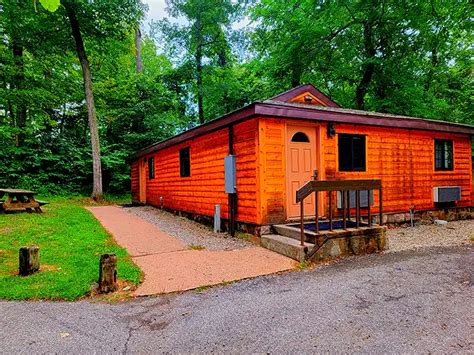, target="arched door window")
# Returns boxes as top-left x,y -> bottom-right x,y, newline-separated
291,132 -> 310,143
